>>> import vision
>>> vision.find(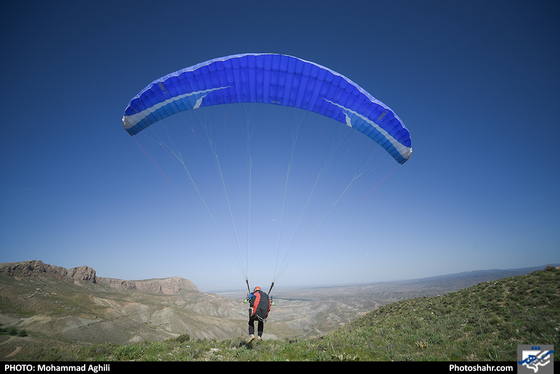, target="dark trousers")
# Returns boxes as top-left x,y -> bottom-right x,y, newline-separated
248,316 -> 264,337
